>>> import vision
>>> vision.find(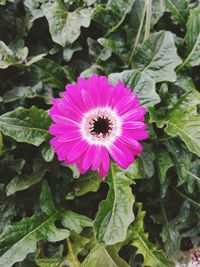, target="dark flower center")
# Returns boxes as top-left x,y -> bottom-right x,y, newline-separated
90,116 -> 113,137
